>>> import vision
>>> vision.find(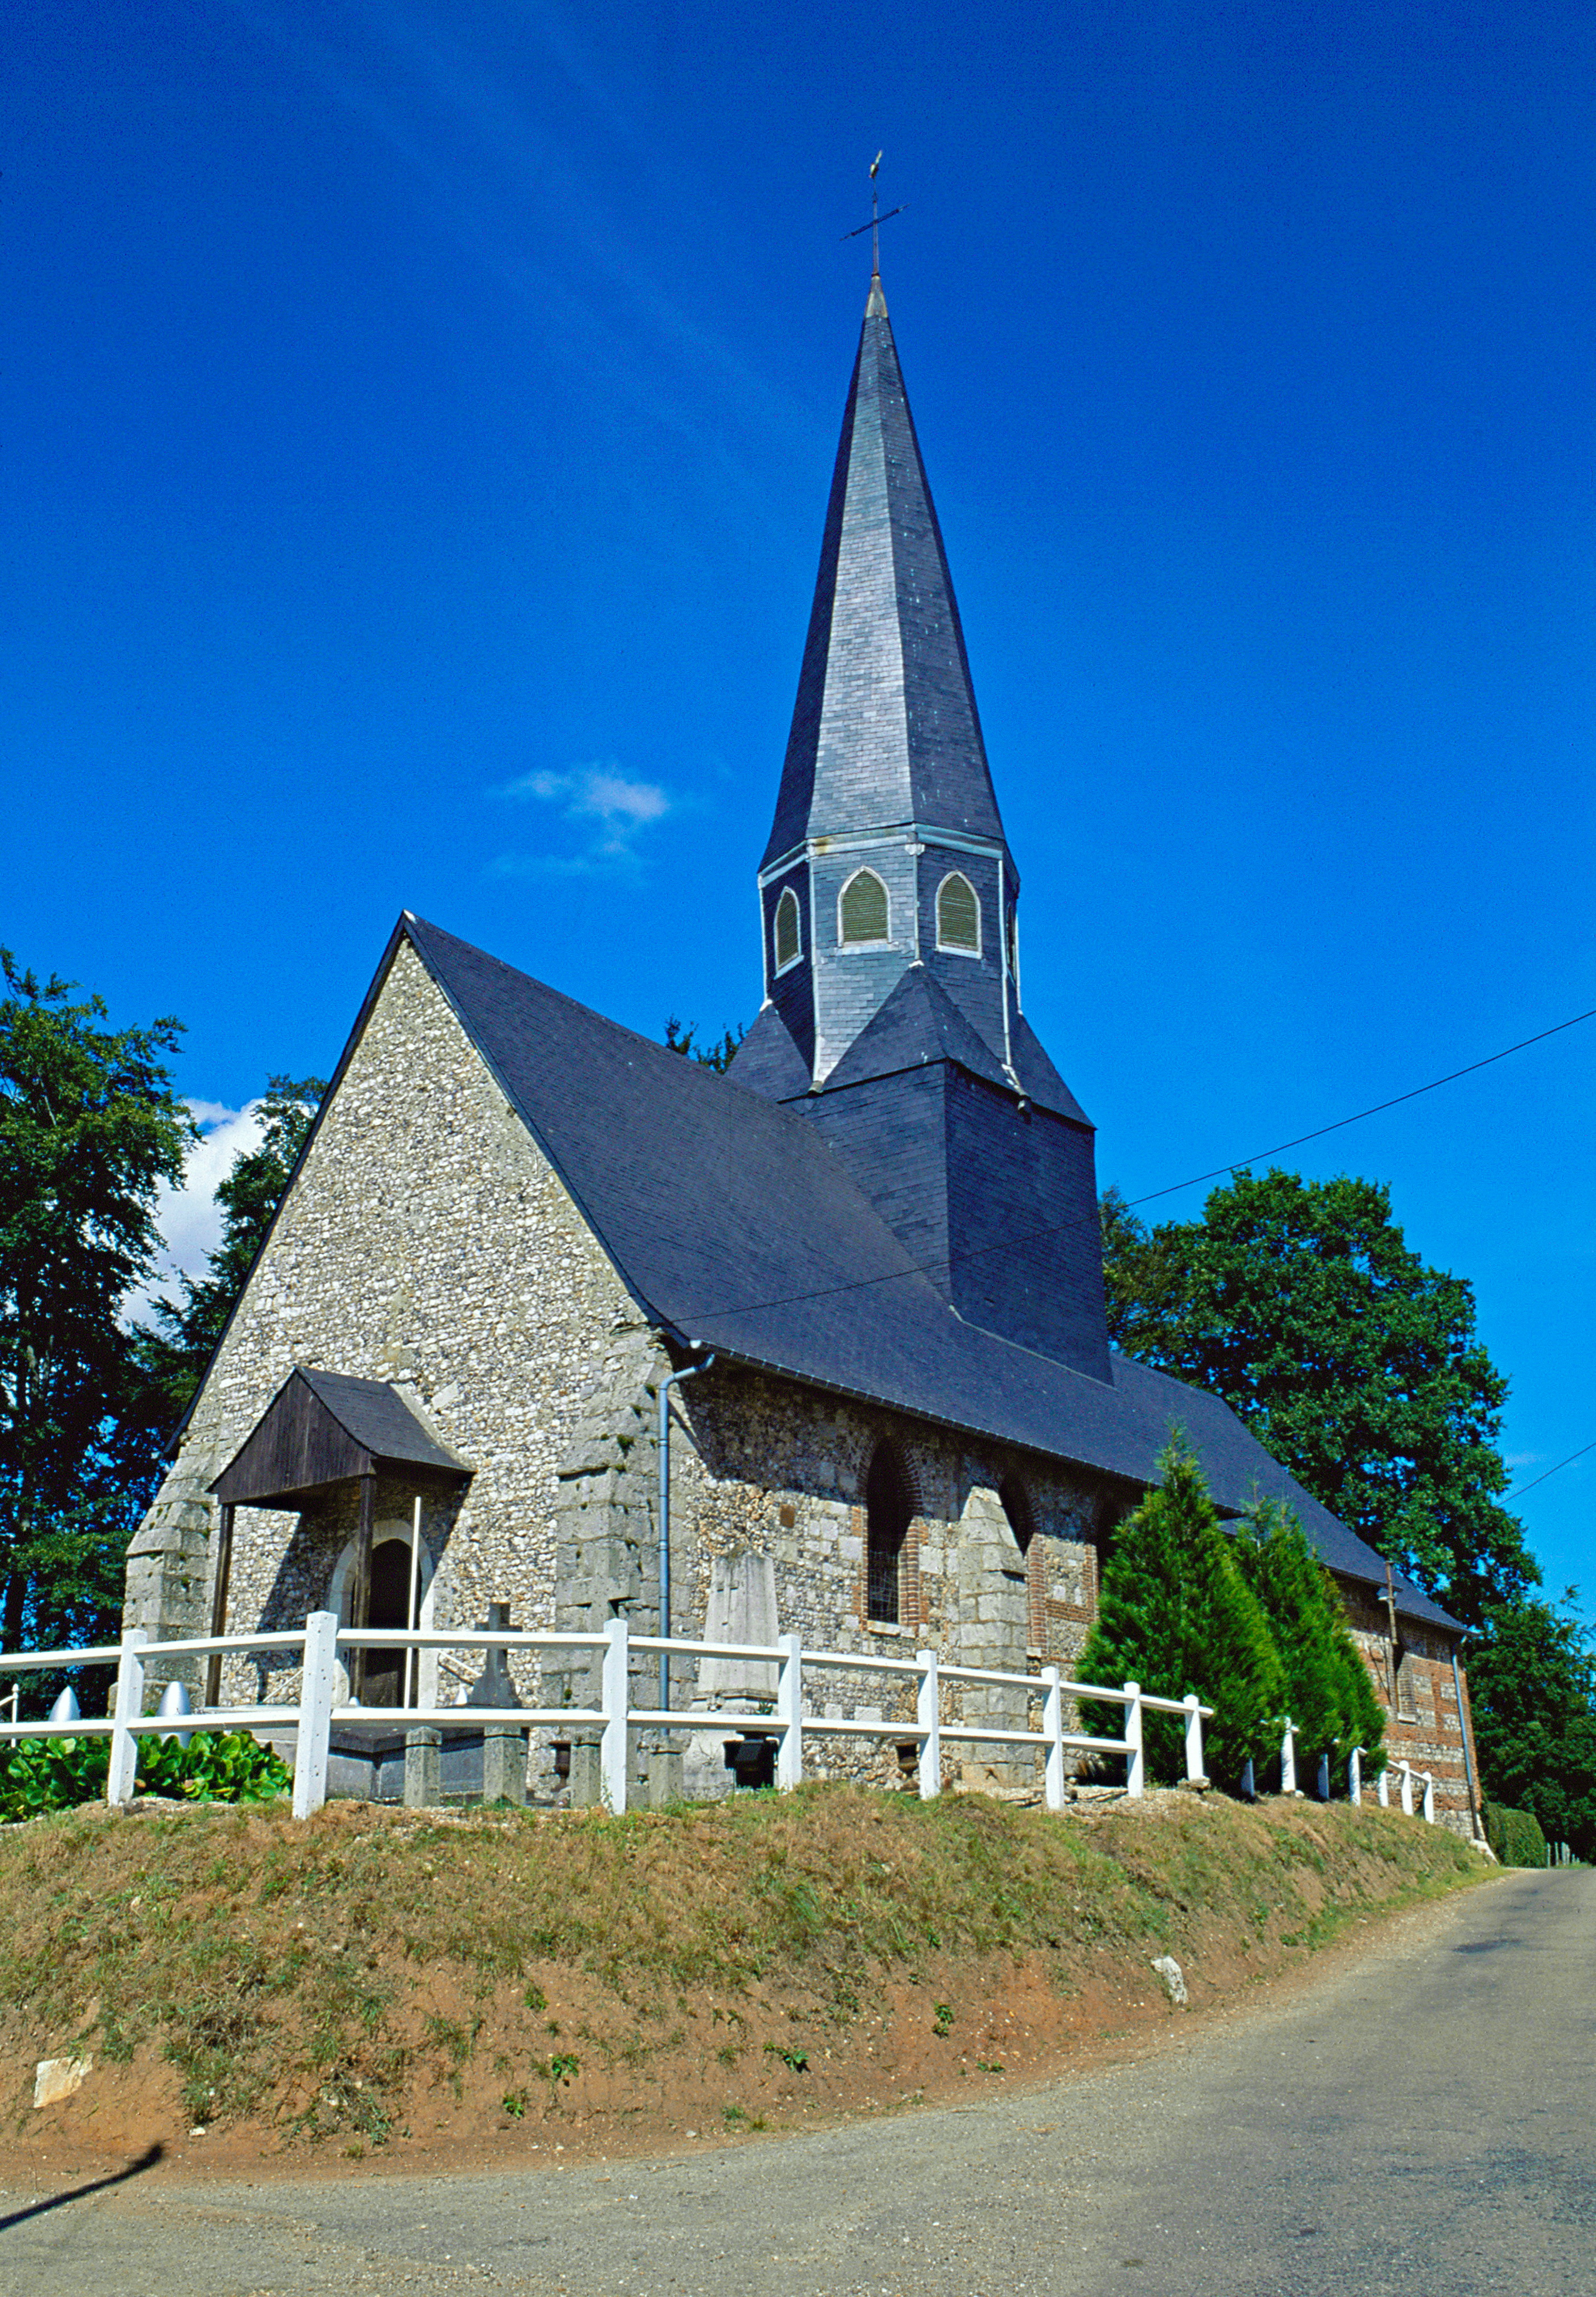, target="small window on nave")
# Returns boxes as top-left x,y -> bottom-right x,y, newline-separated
866,1442 -> 914,1626
936,872 -> 980,953
774,885 -> 802,972
839,868 -> 890,946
